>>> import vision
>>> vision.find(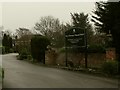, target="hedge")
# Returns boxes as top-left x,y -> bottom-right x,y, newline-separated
30,35 -> 50,64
